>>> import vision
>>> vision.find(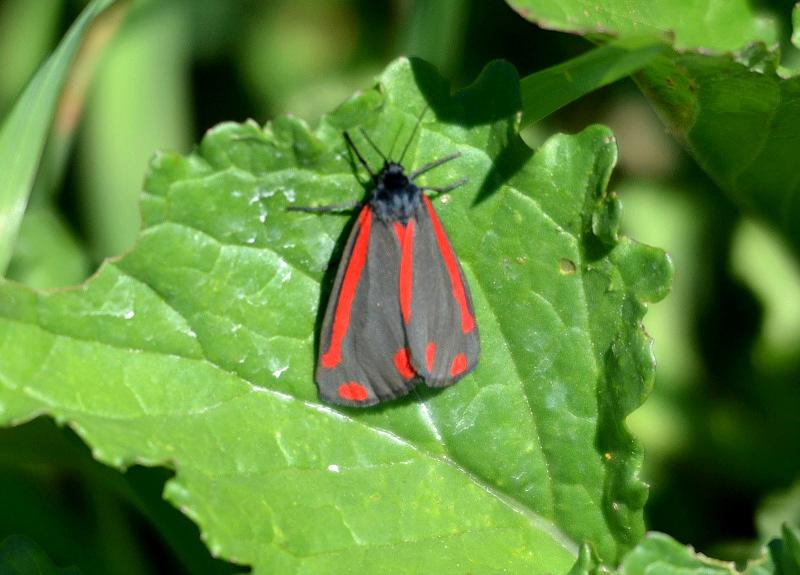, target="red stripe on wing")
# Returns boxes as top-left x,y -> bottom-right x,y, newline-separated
397,220 -> 415,325
423,195 -> 475,333
321,208 -> 372,369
